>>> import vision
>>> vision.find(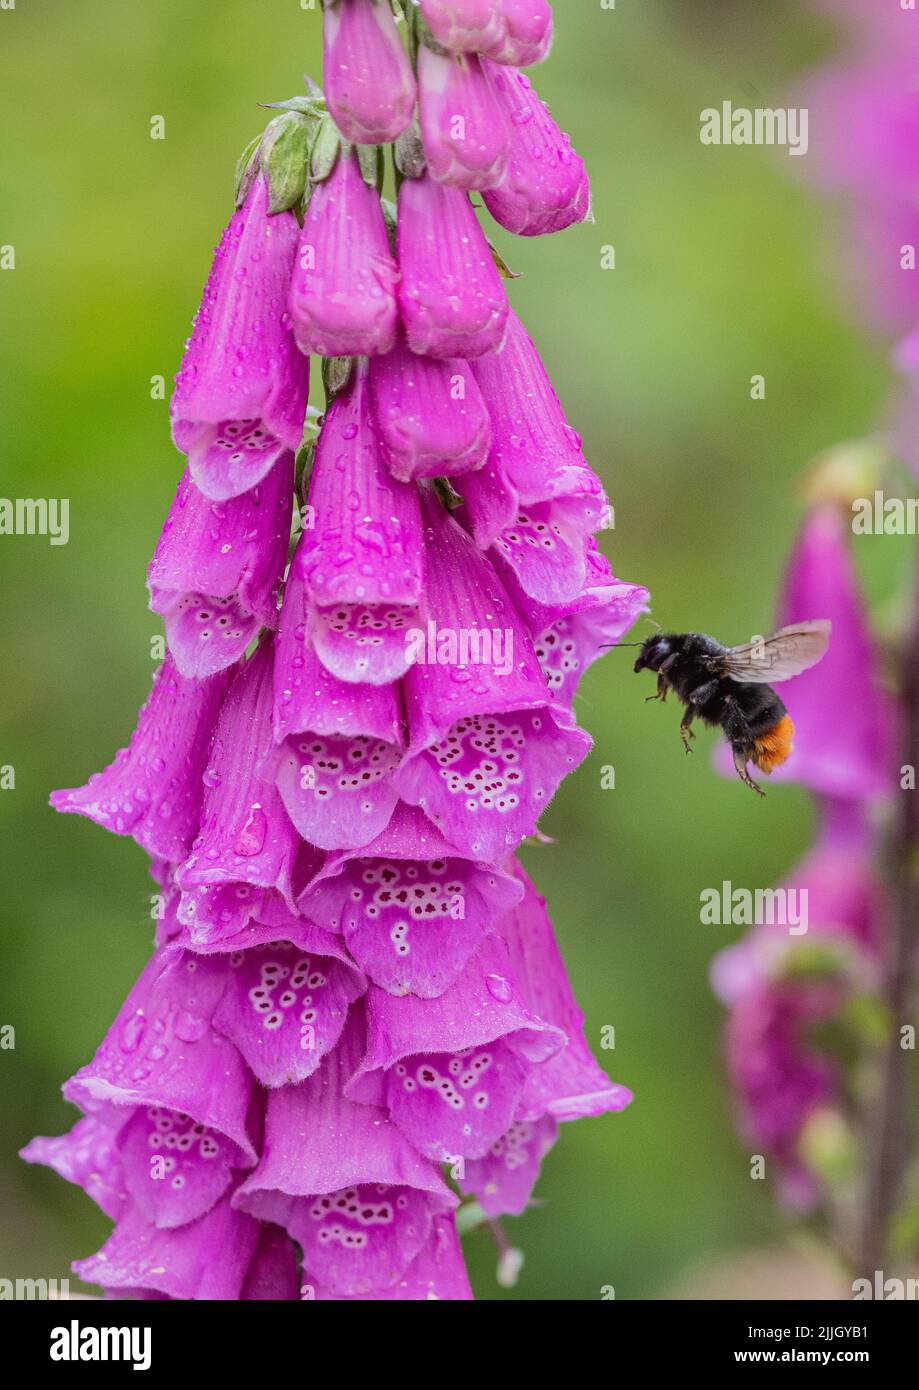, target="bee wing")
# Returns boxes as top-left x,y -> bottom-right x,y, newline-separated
720,620 -> 831,684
